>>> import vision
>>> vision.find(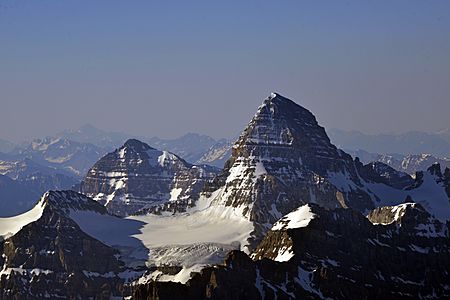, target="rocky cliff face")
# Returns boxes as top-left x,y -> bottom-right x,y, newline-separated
79,139 -> 218,216
133,203 -> 450,300
359,161 -> 414,189
0,191 -> 131,299
421,163 -> 450,199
